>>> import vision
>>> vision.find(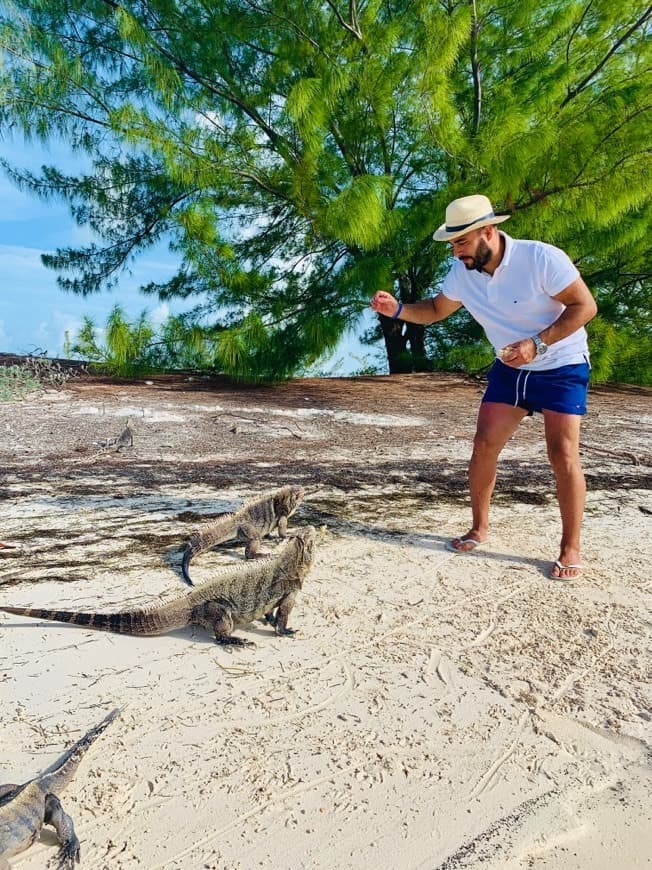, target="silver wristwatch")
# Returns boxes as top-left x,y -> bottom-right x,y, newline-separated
531,335 -> 548,356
